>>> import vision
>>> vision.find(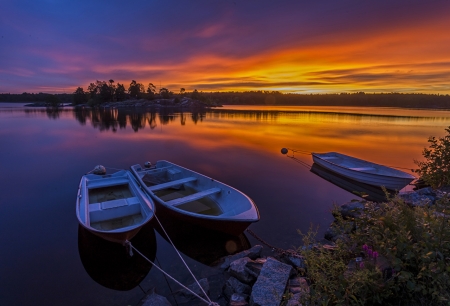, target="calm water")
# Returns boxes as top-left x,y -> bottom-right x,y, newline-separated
1,103 -> 450,305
